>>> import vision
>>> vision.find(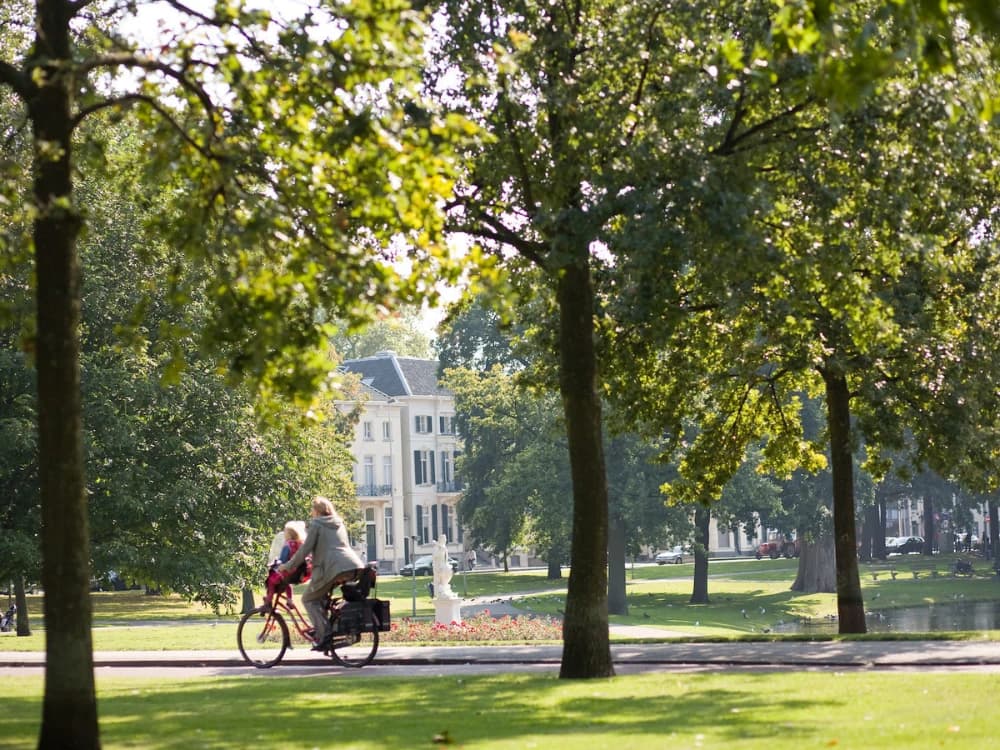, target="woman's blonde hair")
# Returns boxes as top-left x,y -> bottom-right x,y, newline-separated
312,496 -> 335,517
